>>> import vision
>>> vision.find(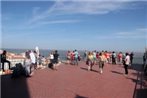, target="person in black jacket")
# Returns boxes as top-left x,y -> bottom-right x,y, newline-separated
130,52 -> 134,65
1,50 -> 11,72
53,50 -> 59,70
